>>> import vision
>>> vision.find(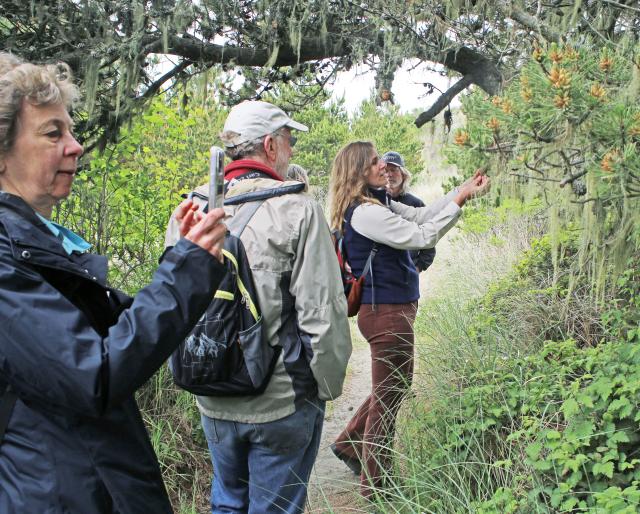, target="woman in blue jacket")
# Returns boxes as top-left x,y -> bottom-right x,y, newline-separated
0,53 -> 227,512
327,141 -> 489,498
